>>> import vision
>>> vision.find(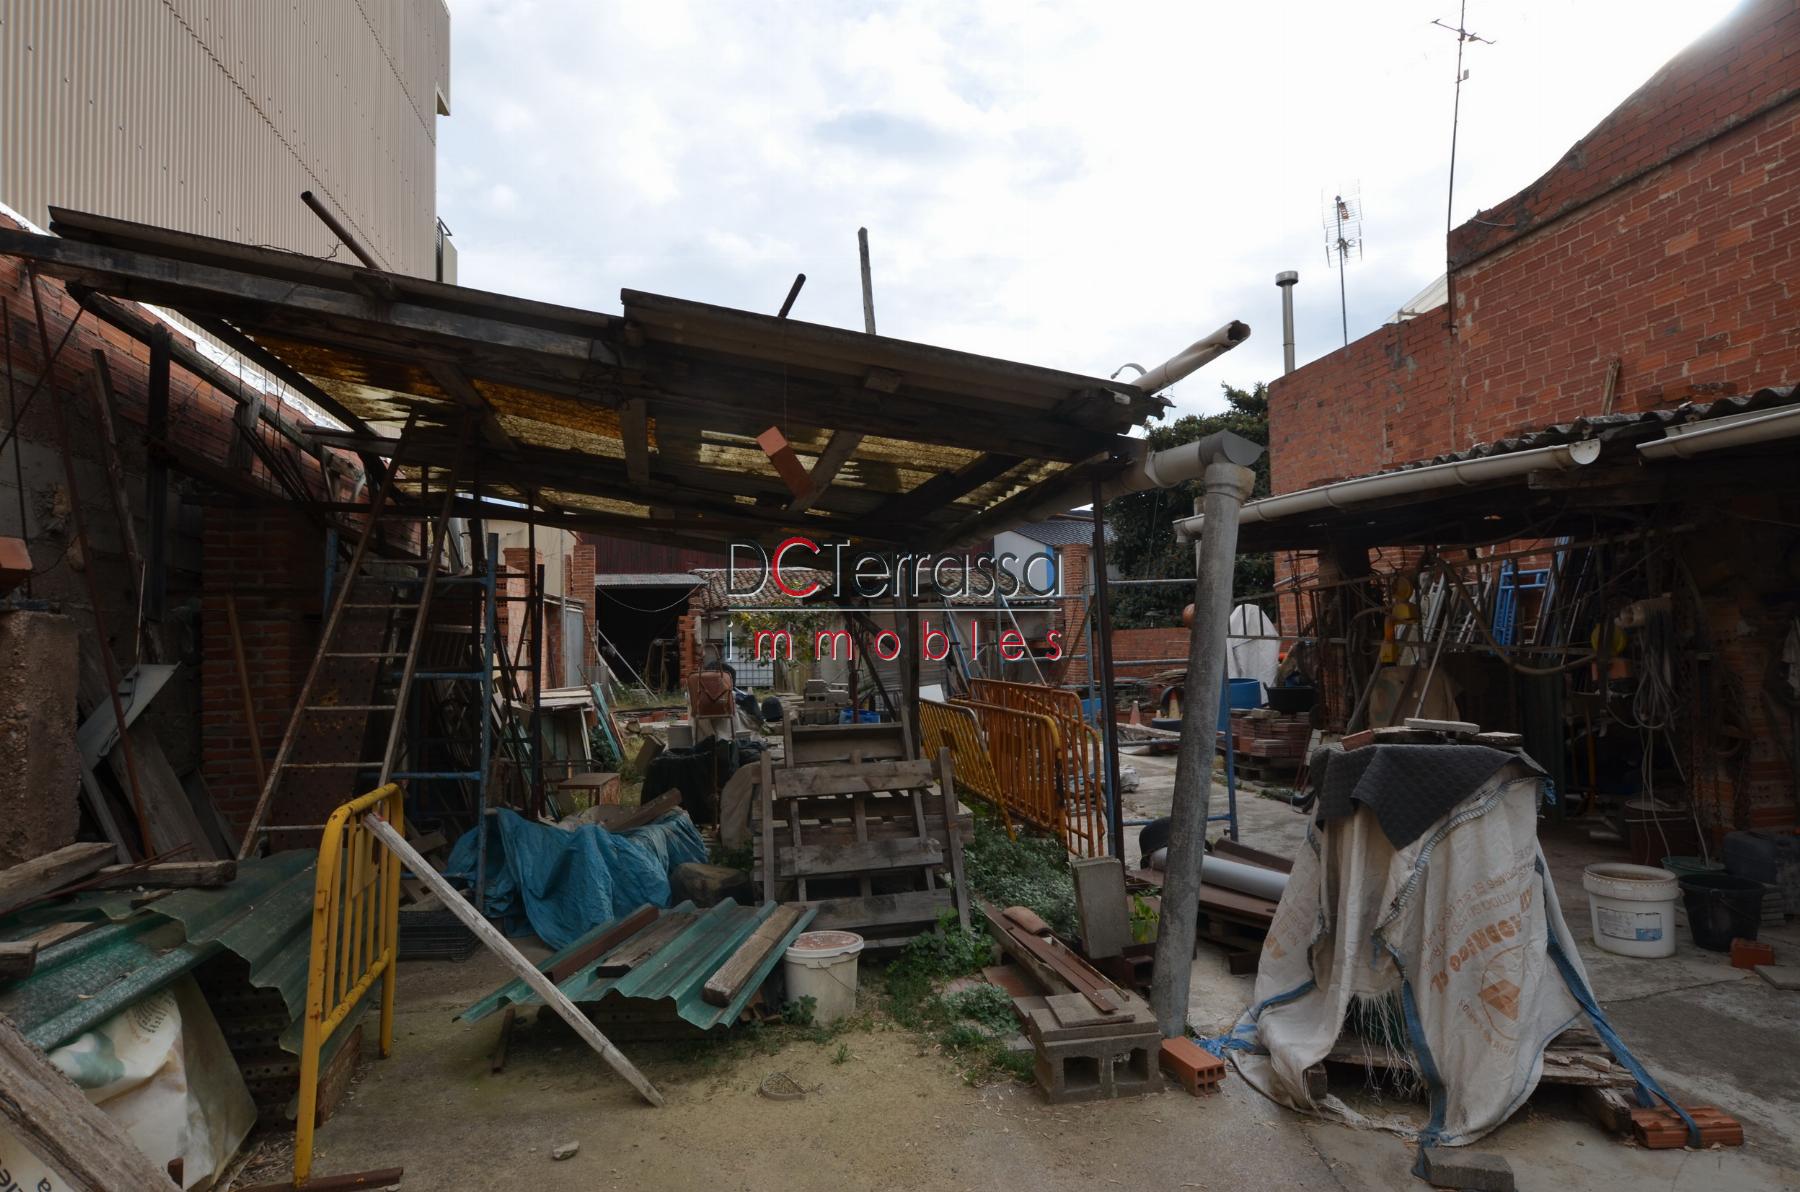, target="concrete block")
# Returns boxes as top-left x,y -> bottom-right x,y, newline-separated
1755,964 -> 1800,990
1032,1027 -> 1160,1104
1419,1146 -> 1514,1192
0,612 -> 81,867
1071,856 -> 1131,959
